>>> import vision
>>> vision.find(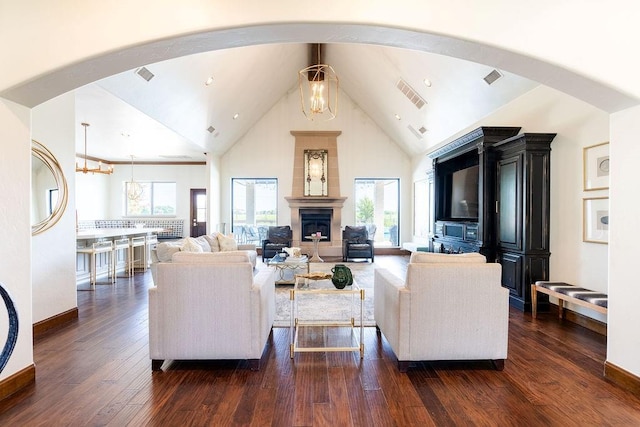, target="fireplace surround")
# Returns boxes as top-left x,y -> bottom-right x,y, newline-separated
286,130 -> 346,257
